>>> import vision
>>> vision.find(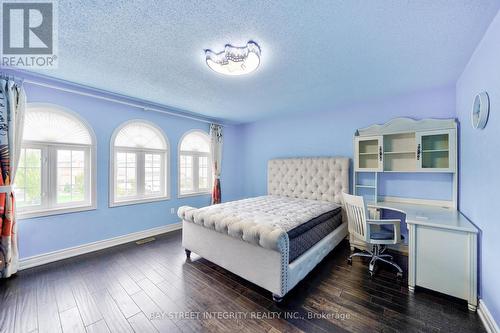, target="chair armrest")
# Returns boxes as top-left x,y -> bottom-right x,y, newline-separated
367,219 -> 401,225
367,219 -> 401,244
